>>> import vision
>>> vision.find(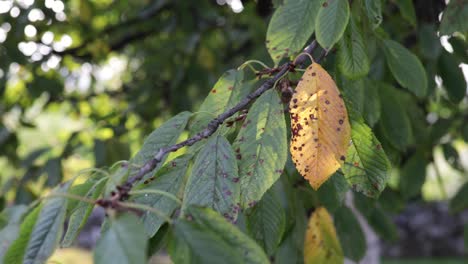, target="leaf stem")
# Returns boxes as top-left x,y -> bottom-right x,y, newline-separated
43,193 -> 96,205
238,60 -> 270,71
118,201 -> 172,223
